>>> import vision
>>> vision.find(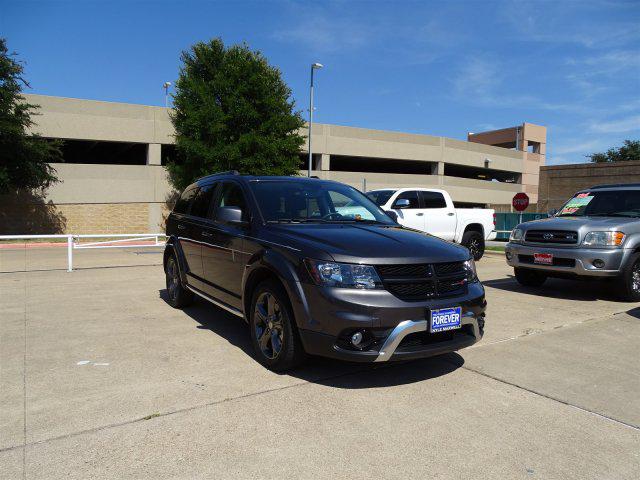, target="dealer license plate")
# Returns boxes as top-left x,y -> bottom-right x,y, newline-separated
534,253 -> 553,265
430,307 -> 462,333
